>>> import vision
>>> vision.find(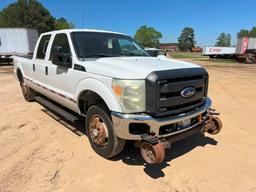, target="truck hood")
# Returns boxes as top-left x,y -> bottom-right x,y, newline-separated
84,56 -> 202,79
